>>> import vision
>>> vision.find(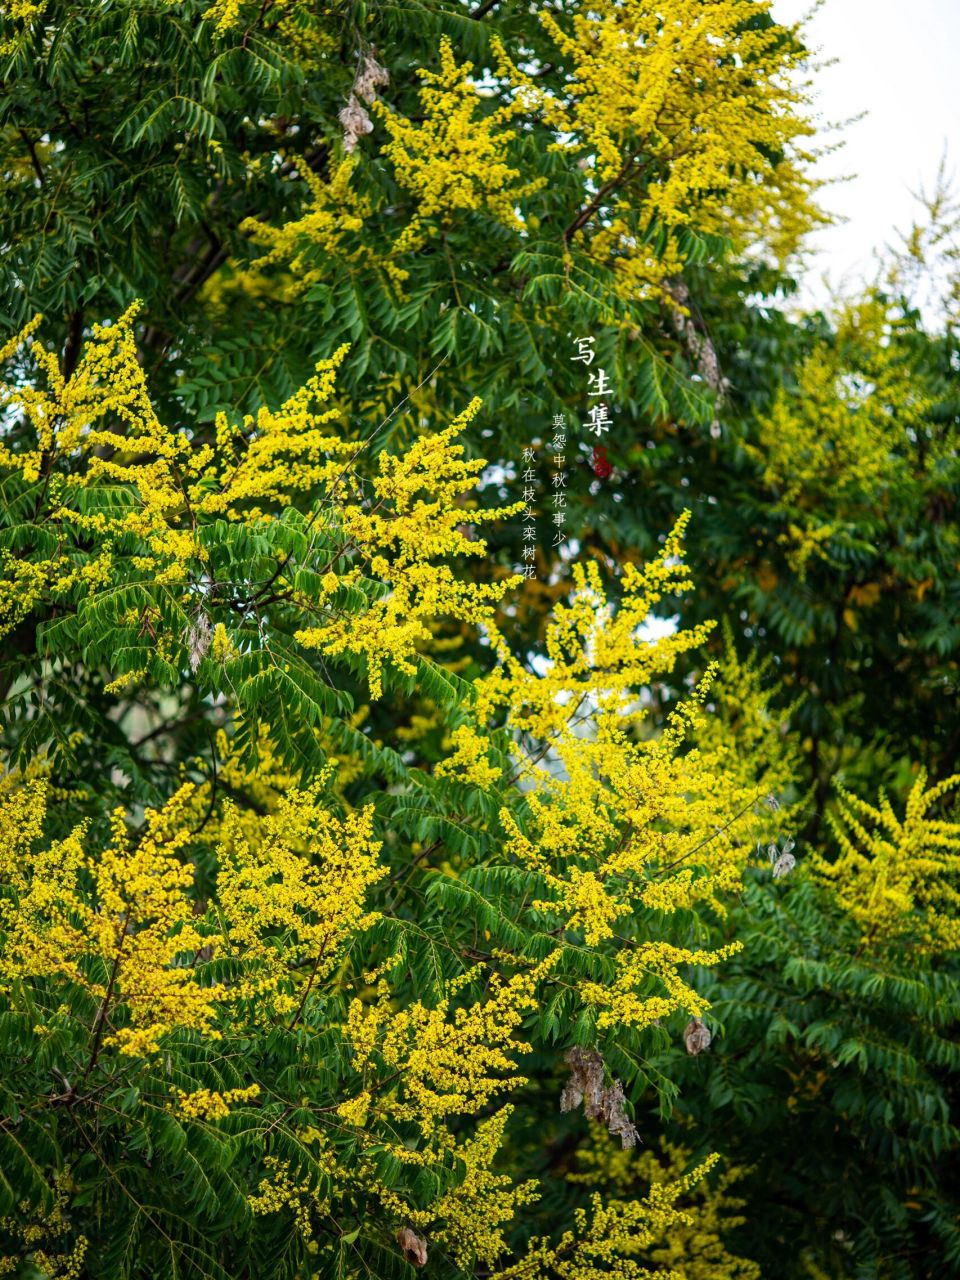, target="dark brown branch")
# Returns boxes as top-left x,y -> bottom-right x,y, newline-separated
287,941 -> 329,1031
18,128 -> 44,184
82,909 -> 131,1082
563,155 -> 640,245
63,308 -> 85,379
